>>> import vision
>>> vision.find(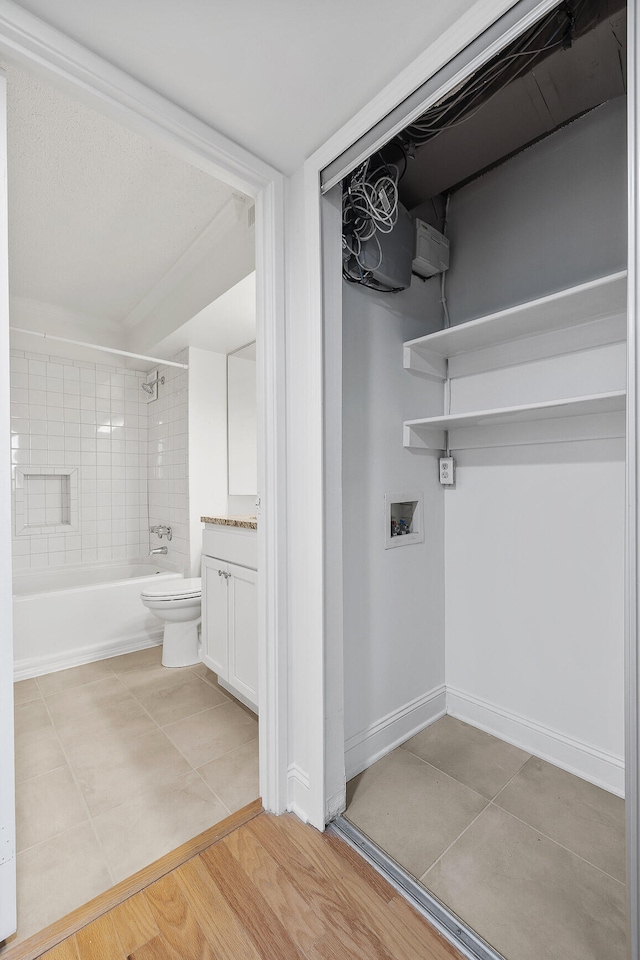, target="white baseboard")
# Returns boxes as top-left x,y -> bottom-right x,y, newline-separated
287,762 -> 311,823
447,686 -> 625,798
13,631 -> 163,681
344,684 -> 446,781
